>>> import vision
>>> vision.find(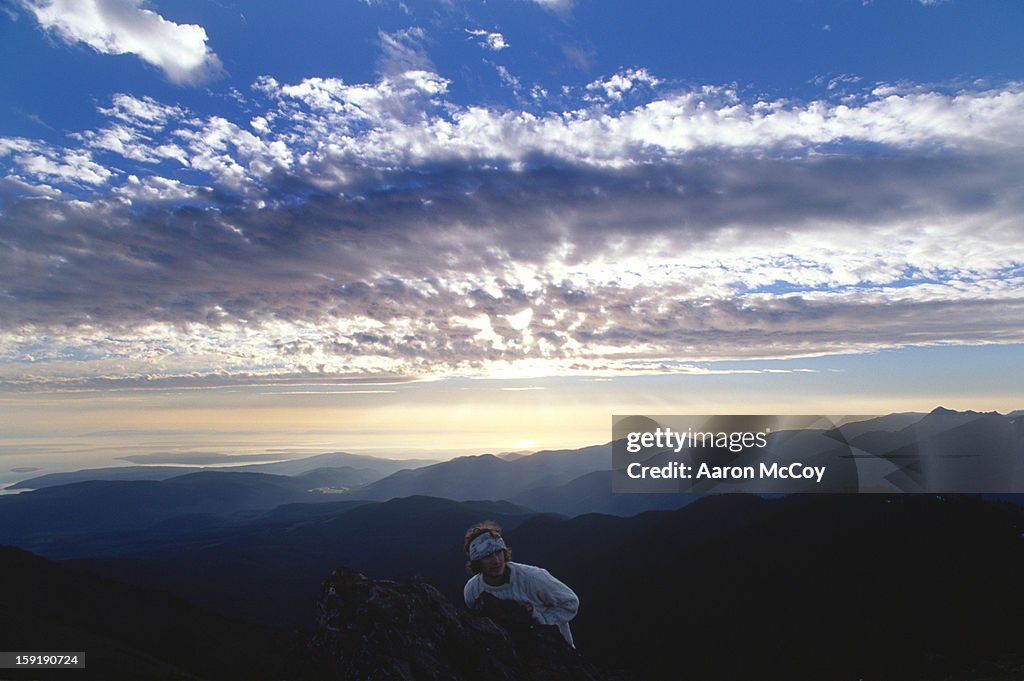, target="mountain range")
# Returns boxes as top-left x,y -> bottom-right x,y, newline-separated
2,408 -> 1023,679
4,408 -> 1023,560
10,451 -> 435,490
